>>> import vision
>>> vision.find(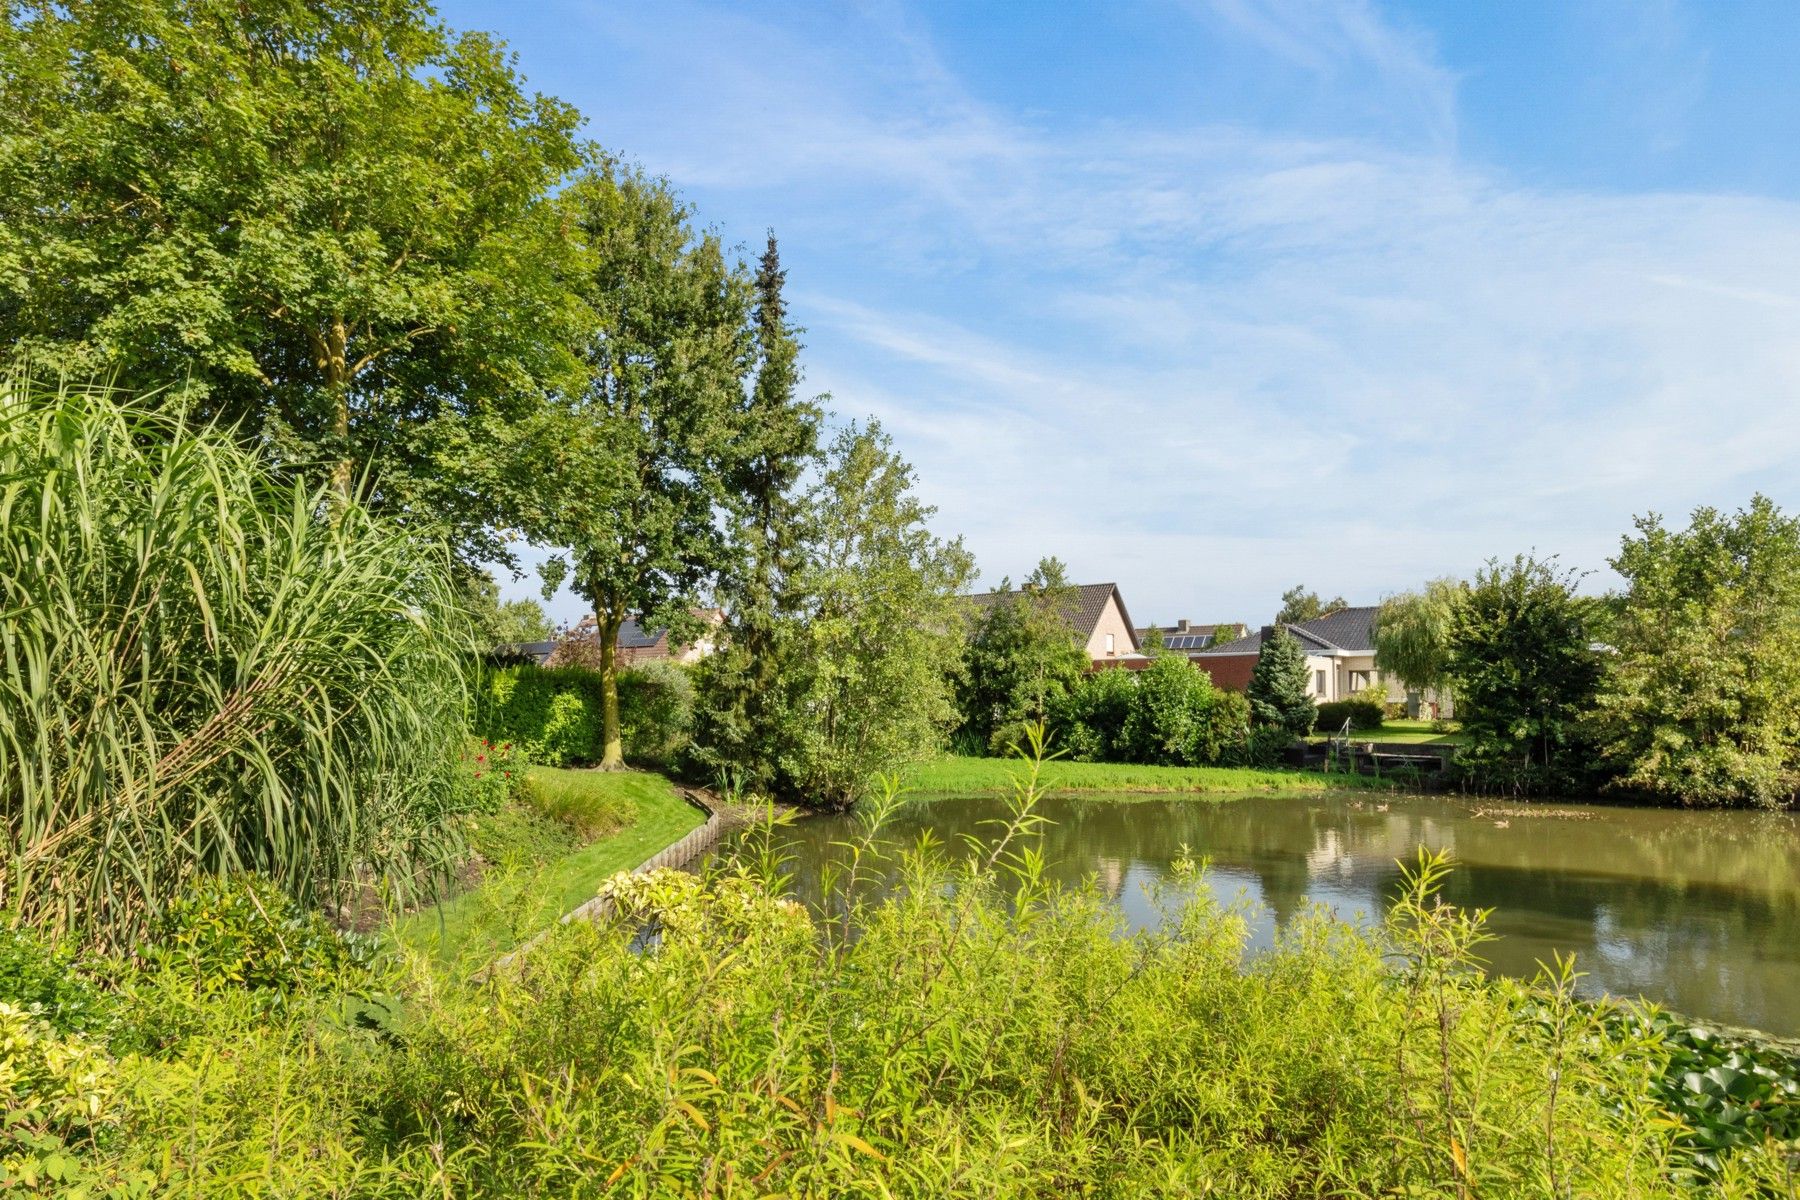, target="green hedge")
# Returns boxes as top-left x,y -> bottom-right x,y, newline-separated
474,662 -> 694,767
1316,698 -> 1385,733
